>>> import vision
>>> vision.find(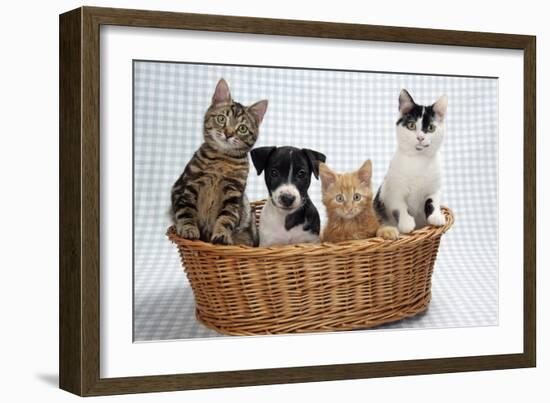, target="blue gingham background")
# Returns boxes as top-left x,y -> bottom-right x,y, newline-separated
133,60 -> 498,341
